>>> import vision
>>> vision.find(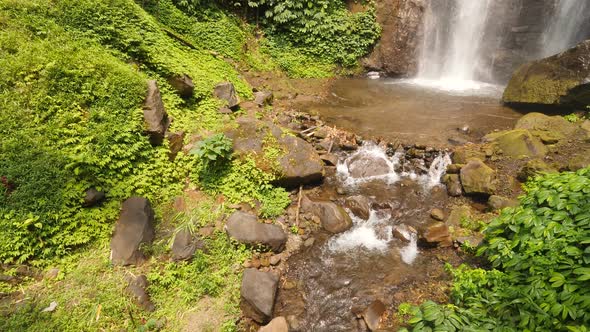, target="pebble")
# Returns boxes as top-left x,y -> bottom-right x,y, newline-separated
304,237 -> 315,247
